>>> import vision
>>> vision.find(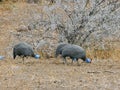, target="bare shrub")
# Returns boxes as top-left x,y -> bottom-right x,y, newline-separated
7,0 -> 120,59
36,0 -> 119,59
